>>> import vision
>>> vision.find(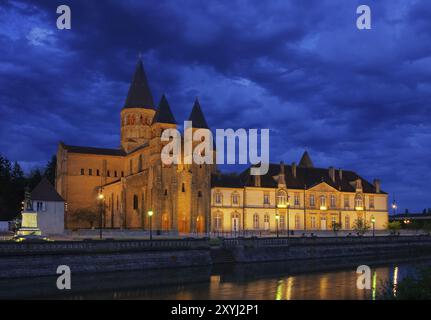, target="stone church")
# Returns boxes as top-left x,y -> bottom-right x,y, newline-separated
56,58 -> 388,234
56,58 -> 215,232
